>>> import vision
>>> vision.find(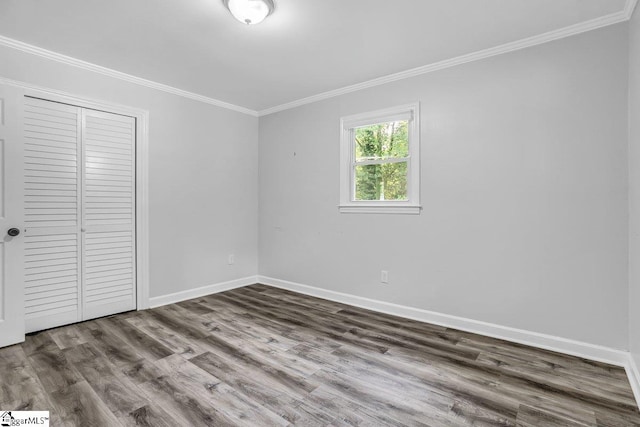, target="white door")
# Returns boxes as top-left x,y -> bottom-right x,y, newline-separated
82,109 -> 136,320
22,97 -> 136,333
0,85 -> 25,347
23,97 -> 82,332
